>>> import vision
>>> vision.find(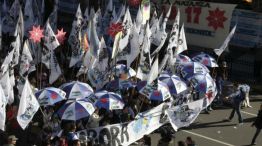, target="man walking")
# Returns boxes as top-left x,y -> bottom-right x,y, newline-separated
225,84 -> 246,125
